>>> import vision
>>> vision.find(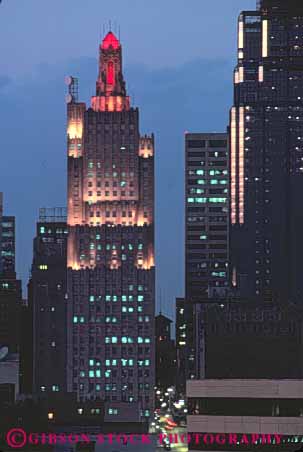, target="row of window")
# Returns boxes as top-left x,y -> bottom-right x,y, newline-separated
86,190 -> 135,196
